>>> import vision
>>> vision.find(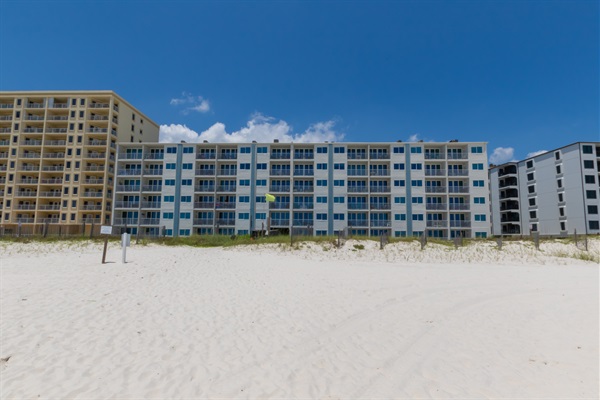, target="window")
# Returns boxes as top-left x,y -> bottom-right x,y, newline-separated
472,163 -> 484,170
13,123 -> 19,130
394,214 -> 406,221
473,180 -> 484,187
71,214 -> 76,221
179,229 -> 191,236
556,165 -> 562,174
527,172 -> 534,181
316,163 -> 327,170
412,214 -> 424,221
585,175 -> 595,184
474,214 -> 486,221
256,213 -> 267,220
334,213 -> 345,220
132,113 -> 136,121
79,111 -> 84,118
316,196 -> 327,203
69,123 -> 74,131
555,151 -> 560,160
526,160 -> 533,169
74,174 -> 79,182
182,179 -> 192,185
239,179 -> 250,186
475,232 -> 487,238
589,221 -> 599,230
393,163 -> 405,170
183,147 -> 193,153
557,180 -> 562,188
588,205 -> 598,214
240,147 -> 251,154
316,230 -> 327,236
316,147 -> 327,154
317,179 -> 327,186
394,196 -> 406,204
239,196 -> 250,203
256,179 -> 266,186
67,149 -> 72,156
528,185 -> 535,193
166,163 -> 176,170
333,196 -> 344,203
530,211 -> 537,219
334,163 -> 345,170
75,161 -> 80,169
394,180 -> 405,187
316,213 -> 327,220
164,196 -> 175,202
528,198 -> 536,206
238,213 -> 249,220
257,163 -> 267,170
411,180 -> 423,187
583,160 -> 594,169
560,222 -> 566,231
558,193 -> 564,202
166,147 -> 177,154
393,147 -> 404,153
71,99 -> 76,106
586,190 -> 597,199
182,163 -> 193,170
411,197 -> 423,204
76,149 -> 81,156
411,163 -> 422,170
559,207 -> 565,217
410,147 -> 422,154
582,145 -> 593,154
471,146 -> 483,153
334,180 -> 344,186
165,179 -> 175,186
78,123 -> 83,131
63,187 -> 69,195
474,197 -> 485,204
256,196 -> 266,203
334,147 -> 345,154
180,212 -> 191,219
531,223 -> 538,231
80,99 -> 85,106
240,163 -> 250,170
257,147 -> 267,153
181,196 -> 192,202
